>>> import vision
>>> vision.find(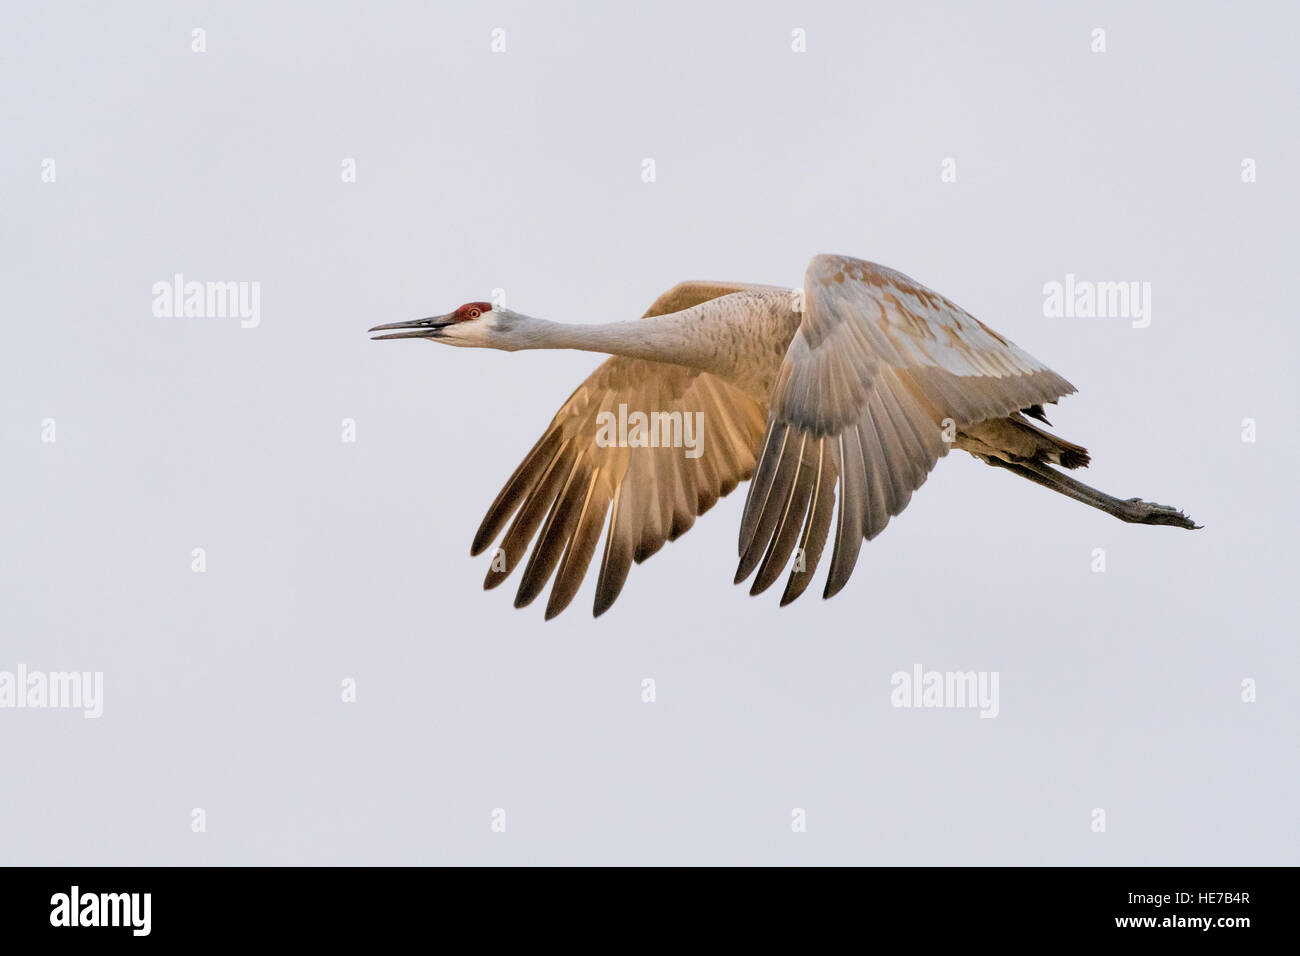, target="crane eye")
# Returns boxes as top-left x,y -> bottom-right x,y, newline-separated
468,308 -> 481,319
